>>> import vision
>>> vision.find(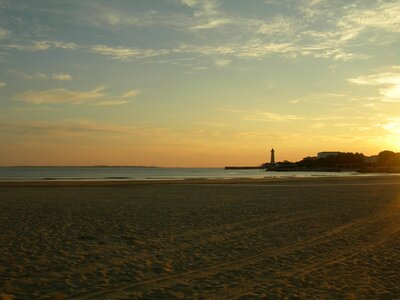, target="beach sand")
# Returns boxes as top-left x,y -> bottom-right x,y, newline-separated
1,176 -> 400,299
